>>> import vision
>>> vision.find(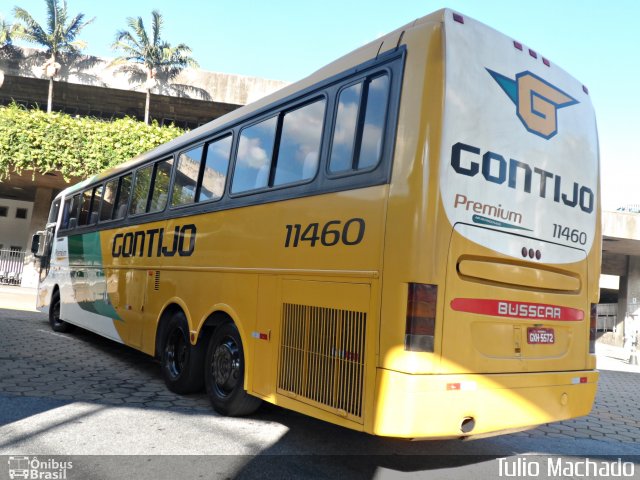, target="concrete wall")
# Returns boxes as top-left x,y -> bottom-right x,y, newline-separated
0,48 -> 288,106
0,198 -> 33,251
